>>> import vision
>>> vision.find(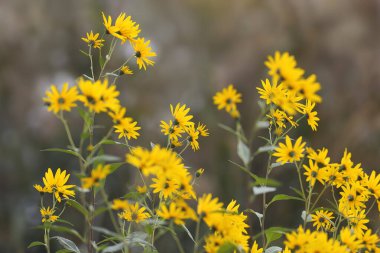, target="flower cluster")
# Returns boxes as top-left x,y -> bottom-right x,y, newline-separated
30,9 -> 380,253
160,103 -> 209,151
